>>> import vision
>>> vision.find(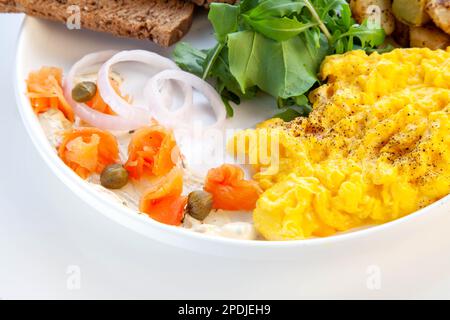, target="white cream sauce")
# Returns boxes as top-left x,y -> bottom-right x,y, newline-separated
38,108 -> 73,148
39,109 -> 259,241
